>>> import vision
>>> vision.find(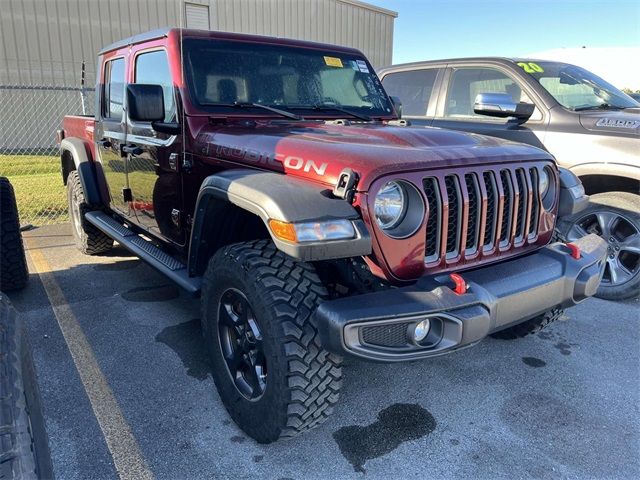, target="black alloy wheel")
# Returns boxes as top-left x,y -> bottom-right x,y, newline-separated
217,288 -> 267,401
556,191 -> 640,300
